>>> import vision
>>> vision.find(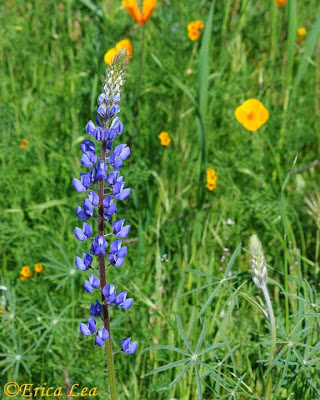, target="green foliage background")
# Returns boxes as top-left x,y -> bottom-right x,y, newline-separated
0,0 -> 319,398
